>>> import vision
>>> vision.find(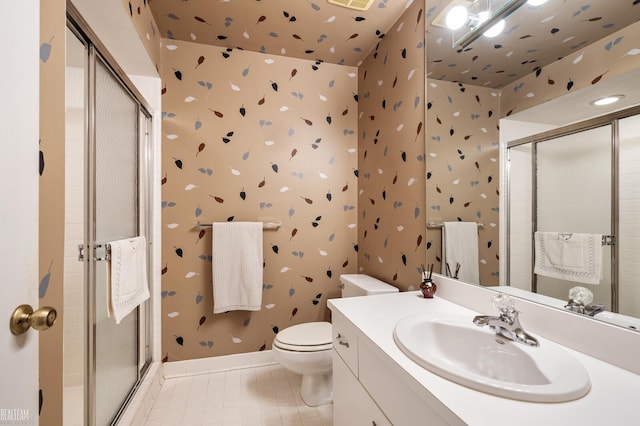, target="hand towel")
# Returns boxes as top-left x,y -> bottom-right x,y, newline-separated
441,222 -> 480,284
212,222 -> 263,313
534,232 -> 603,285
107,236 -> 149,324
